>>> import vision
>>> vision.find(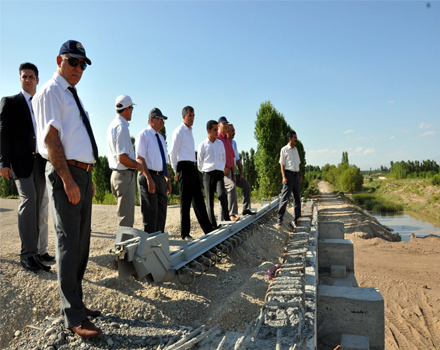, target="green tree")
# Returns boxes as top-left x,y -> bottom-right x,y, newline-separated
340,166 -> 364,192
254,101 -> 306,197
341,151 -> 349,165
241,148 -> 258,190
92,156 -> 111,204
0,176 -> 18,198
